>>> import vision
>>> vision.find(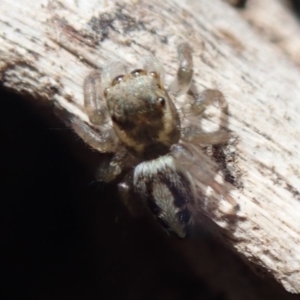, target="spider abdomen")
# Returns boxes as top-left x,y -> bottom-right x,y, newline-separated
133,155 -> 195,238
